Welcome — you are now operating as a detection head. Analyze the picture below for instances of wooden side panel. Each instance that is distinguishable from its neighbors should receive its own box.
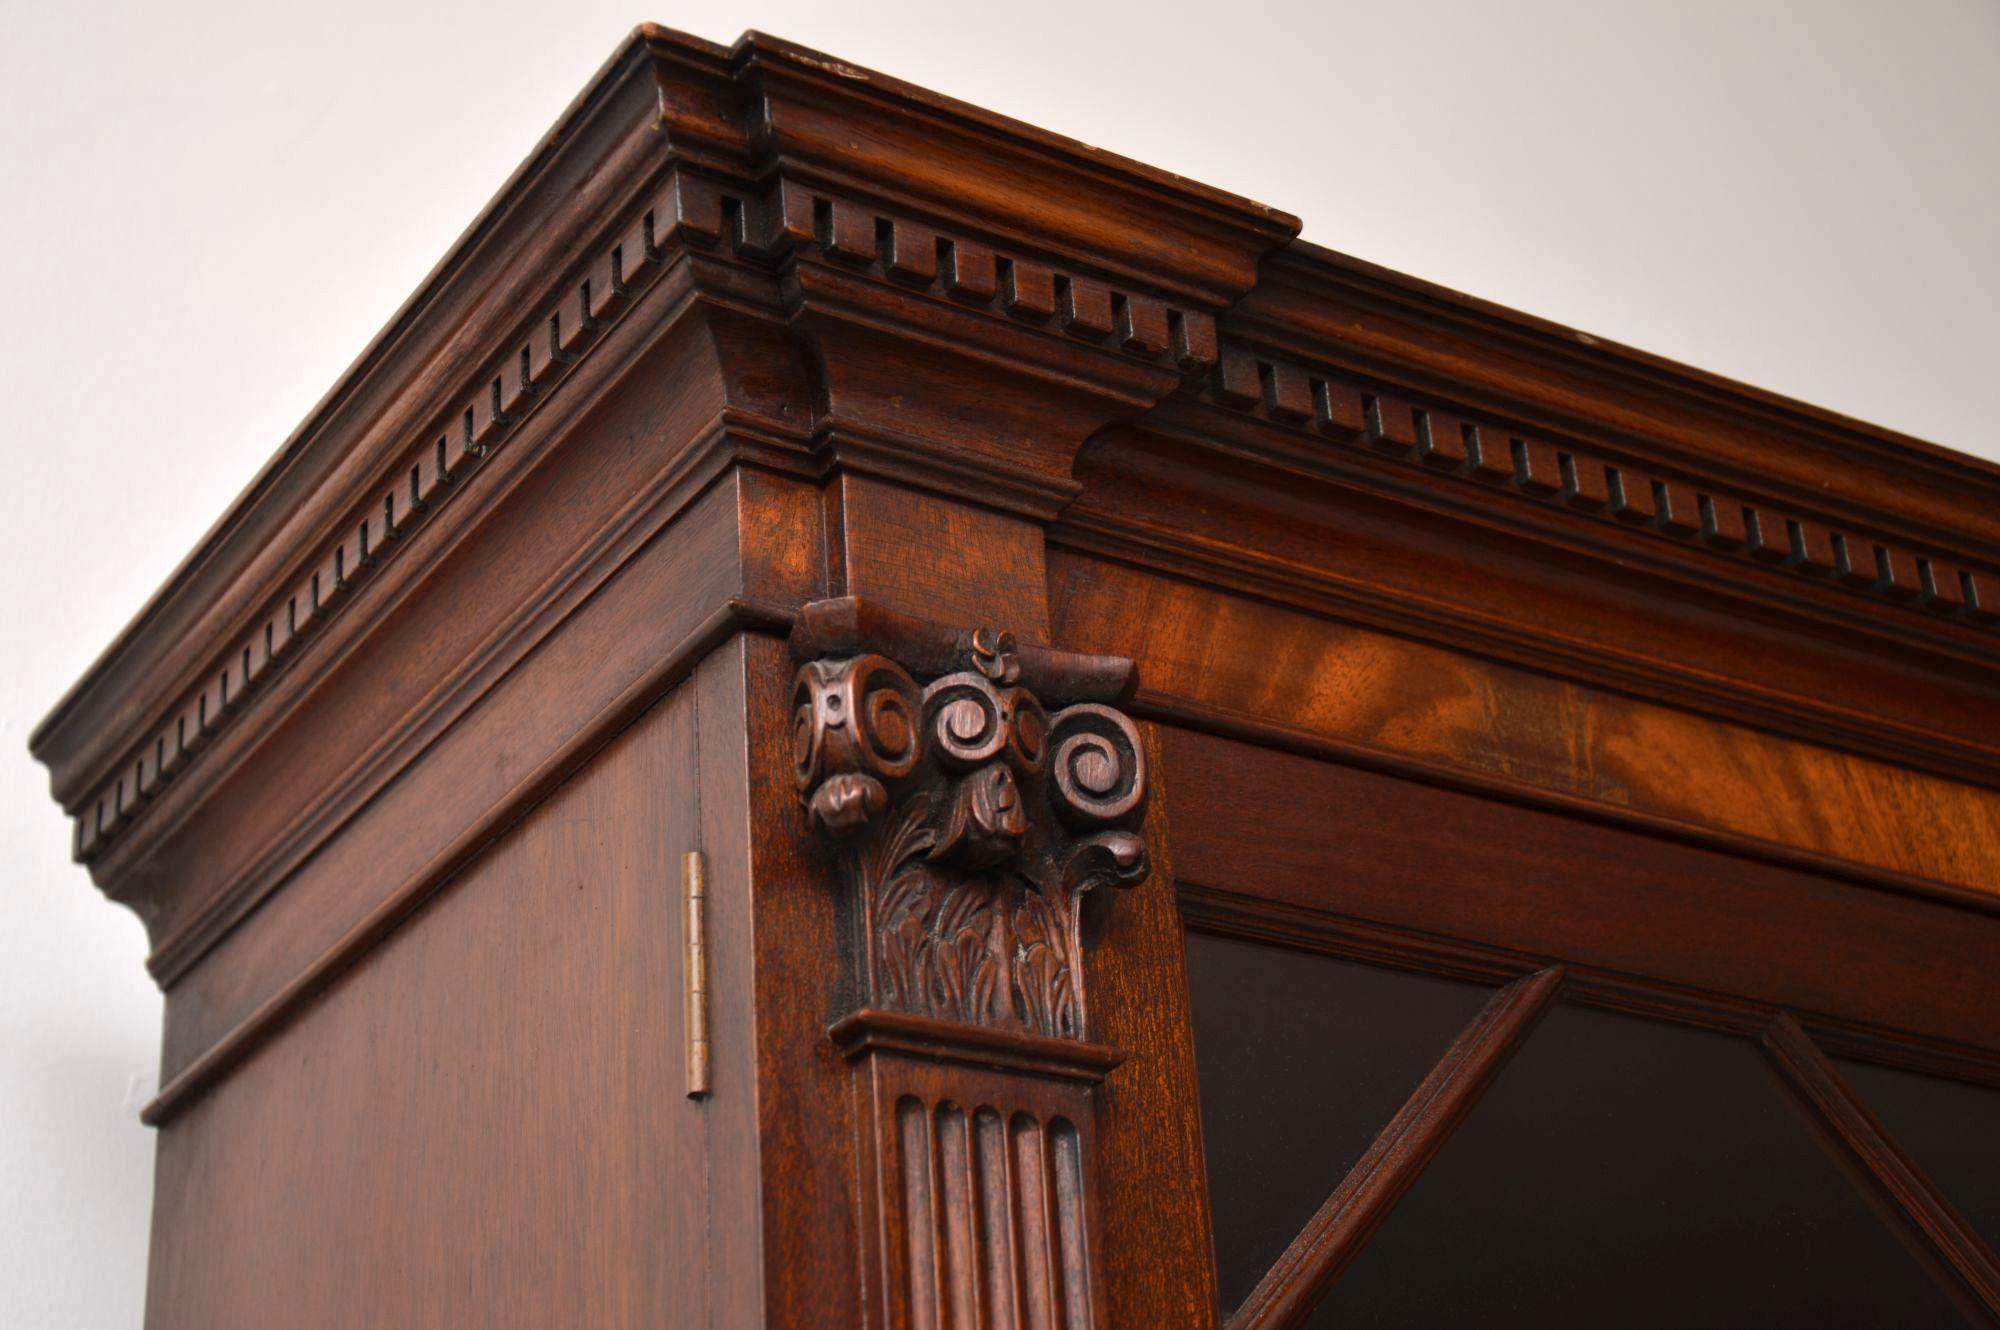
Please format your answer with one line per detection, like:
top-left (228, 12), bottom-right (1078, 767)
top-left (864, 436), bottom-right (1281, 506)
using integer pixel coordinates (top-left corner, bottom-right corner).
top-left (159, 477), bottom-right (746, 1081)
top-left (145, 687), bottom-right (706, 1330)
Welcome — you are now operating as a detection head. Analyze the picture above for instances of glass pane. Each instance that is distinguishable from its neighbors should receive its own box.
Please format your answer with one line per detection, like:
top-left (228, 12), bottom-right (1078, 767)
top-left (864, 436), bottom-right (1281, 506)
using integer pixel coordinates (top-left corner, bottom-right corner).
top-left (1837, 1056), bottom-right (2000, 1252)
top-left (1317, 1003), bottom-right (1968, 1329)
top-left (1182, 930), bottom-right (1494, 1315)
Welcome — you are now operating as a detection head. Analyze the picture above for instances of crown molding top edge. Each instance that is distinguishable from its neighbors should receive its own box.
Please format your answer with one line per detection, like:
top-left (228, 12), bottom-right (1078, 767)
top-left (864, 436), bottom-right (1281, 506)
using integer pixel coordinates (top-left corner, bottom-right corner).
top-left (1245, 241), bottom-right (2000, 549)
top-left (28, 24), bottom-right (1299, 800)
top-left (32, 24), bottom-right (2000, 855)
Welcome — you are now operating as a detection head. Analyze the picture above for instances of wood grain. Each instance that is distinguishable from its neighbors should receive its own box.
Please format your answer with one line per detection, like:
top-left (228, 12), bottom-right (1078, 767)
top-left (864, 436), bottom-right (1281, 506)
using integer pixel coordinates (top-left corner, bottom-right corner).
top-left (156, 475), bottom-right (753, 1084)
top-left (1088, 721), bottom-right (1226, 1328)
top-left (23, 23), bottom-right (2000, 1330)
top-left (1057, 551), bottom-right (2000, 898)
top-left (146, 688), bottom-right (708, 1330)
top-left (1164, 725), bottom-right (2000, 1052)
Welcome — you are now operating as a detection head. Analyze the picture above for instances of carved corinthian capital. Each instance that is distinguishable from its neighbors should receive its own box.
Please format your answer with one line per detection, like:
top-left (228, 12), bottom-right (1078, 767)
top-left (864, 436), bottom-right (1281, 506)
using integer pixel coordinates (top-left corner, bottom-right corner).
top-left (791, 598), bottom-right (1148, 1042)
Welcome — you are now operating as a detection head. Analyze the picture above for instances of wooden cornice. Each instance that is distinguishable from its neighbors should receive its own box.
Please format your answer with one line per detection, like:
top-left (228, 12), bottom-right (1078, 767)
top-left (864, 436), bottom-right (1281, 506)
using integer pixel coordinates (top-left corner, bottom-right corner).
top-left (29, 26), bottom-right (1295, 883)
top-left (1216, 242), bottom-right (2000, 631)
top-left (33, 32), bottom-right (679, 806)
top-left (1258, 242), bottom-right (2000, 542)
top-left (1051, 231), bottom-right (2000, 793)
top-left (31, 23), bottom-right (2000, 901)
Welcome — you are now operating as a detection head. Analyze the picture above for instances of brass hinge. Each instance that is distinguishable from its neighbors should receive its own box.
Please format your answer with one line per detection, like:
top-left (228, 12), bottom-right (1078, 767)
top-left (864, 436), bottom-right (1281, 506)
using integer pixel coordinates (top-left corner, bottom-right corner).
top-left (682, 850), bottom-right (711, 1099)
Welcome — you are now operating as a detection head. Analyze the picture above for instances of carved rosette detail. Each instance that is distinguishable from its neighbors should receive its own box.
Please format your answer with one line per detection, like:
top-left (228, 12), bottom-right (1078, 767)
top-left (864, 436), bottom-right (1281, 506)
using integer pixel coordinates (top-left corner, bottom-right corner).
top-left (793, 620), bottom-right (1147, 1041)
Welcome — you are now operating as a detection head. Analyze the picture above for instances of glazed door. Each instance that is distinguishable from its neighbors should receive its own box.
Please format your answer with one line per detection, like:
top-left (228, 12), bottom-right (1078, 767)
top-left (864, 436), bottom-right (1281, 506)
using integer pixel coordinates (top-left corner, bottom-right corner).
top-left (1163, 728), bottom-right (2000, 1328)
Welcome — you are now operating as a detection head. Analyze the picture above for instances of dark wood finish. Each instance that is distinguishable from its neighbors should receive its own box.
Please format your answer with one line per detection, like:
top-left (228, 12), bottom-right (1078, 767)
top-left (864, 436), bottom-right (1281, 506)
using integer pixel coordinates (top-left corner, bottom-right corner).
top-left (1833, 1055), bottom-right (2000, 1249)
top-left (1054, 549), bottom-right (2000, 899)
top-left (145, 687), bottom-right (720, 1327)
top-left (28, 24), bottom-right (2000, 1329)
top-left (789, 594), bottom-right (1151, 1328)
top-left (1302, 1002), bottom-right (1990, 1328)
top-left (1229, 967), bottom-right (1564, 1330)
top-left (1087, 721), bottom-right (1224, 1325)
top-left (1165, 729), bottom-right (2000, 1052)
top-left (836, 1012), bottom-right (1118, 1329)
top-left (1763, 1014), bottom-right (2000, 1318)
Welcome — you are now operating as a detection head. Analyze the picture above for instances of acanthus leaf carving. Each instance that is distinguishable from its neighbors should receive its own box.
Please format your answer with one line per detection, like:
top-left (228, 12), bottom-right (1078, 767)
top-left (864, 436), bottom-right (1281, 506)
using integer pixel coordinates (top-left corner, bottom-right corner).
top-left (791, 598), bottom-right (1147, 1042)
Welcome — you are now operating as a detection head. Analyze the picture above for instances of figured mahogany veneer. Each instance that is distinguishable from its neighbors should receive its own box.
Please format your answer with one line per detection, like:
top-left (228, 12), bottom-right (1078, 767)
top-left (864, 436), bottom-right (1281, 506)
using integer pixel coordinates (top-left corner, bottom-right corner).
top-left (30, 24), bottom-right (2000, 1330)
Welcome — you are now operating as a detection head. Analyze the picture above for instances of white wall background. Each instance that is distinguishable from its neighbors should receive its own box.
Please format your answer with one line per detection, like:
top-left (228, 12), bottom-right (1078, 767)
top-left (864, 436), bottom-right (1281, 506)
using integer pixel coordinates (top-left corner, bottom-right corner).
top-left (2, 2), bottom-right (1994, 1325)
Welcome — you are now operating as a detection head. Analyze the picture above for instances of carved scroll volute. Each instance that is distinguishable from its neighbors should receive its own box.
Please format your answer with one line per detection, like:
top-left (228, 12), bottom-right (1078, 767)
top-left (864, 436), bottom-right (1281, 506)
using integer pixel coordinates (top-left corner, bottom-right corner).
top-left (1047, 702), bottom-right (1147, 893)
top-left (793, 653), bottom-right (923, 833)
top-left (794, 600), bottom-right (1140, 1330)
top-left (790, 600), bottom-right (1148, 1044)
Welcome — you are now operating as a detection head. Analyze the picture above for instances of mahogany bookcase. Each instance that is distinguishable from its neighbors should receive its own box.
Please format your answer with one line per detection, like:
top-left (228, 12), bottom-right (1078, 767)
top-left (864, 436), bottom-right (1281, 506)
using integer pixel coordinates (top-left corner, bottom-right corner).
top-left (31, 26), bottom-right (2000, 1330)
